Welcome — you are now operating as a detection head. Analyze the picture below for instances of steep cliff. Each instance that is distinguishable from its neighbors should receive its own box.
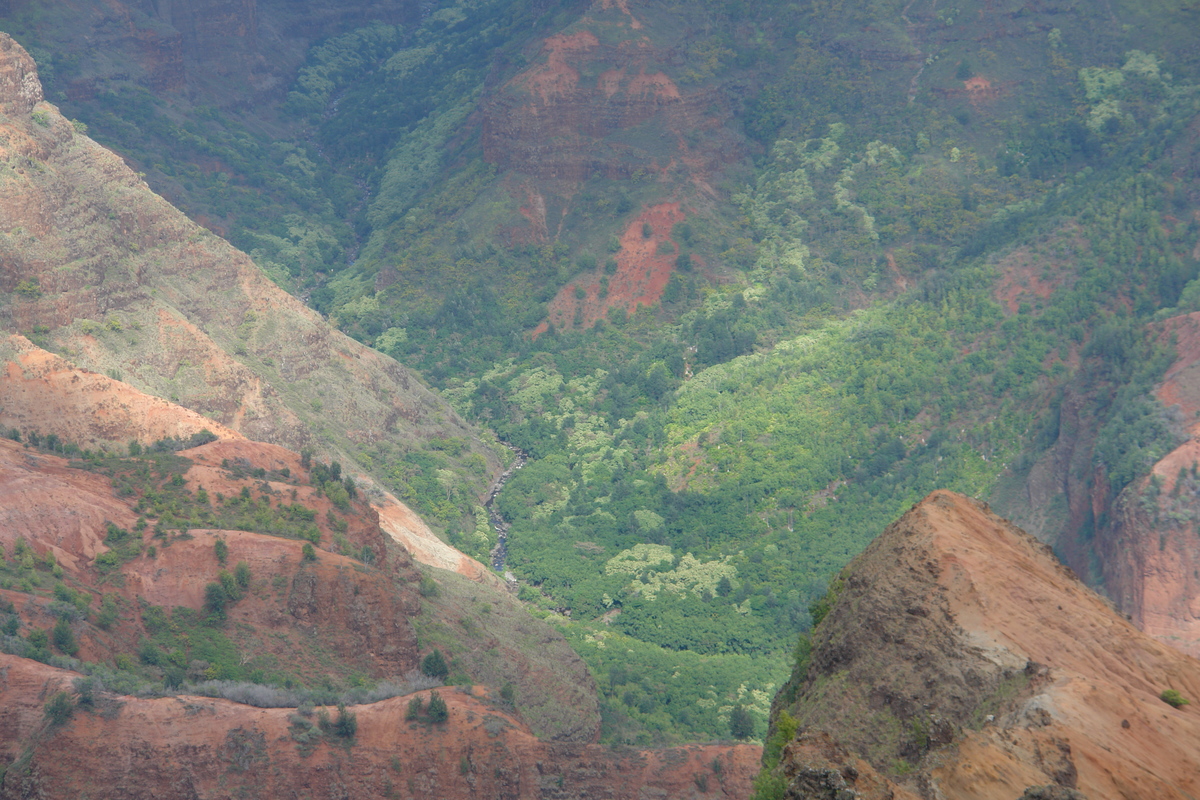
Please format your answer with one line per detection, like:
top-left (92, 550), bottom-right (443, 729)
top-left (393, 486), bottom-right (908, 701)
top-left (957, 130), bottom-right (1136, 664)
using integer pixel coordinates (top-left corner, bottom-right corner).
top-left (767, 491), bottom-right (1200, 800)
top-left (0, 33), bottom-right (502, 511)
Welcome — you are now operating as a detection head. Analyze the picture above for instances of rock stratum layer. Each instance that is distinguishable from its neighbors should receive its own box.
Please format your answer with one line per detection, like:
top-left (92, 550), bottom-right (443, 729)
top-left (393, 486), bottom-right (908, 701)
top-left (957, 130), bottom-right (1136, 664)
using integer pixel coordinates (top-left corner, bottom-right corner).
top-left (771, 490), bottom-right (1200, 800)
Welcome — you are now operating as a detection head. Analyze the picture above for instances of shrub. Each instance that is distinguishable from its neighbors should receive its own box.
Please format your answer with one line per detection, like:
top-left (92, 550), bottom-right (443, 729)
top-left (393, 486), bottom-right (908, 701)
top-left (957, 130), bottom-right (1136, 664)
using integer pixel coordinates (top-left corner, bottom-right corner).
top-left (204, 581), bottom-right (229, 621)
top-left (421, 649), bottom-right (449, 680)
top-left (51, 618), bottom-right (78, 656)
top-left (729, 704), bottom-right (754, 739)
top-left (301, 542), bottom-right (317, 562)
top-left (234, 561), bottom-right (252, 589)
top-left (96, 594), bottom-right (119, 629)
top-left (426, 690), bottom-right (448, 723)
top-left (406, 696), bottom-right (423, 720)
top-left (214, 538), bottom-right (229, 565)
top-left (44, 691), bottom-right (75, 725)
top-left (1161, 689), bottom-right (1190, 708)
top-left (334, 703), bottom-right (358, 738)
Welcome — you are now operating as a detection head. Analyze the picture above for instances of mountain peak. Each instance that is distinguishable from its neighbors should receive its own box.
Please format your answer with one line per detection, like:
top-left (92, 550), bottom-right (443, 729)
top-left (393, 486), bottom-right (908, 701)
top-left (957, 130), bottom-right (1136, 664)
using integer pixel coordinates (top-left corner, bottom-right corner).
top-left (0, 32), bottom-right (41, 116)
top-left (774, 490), bottom-right (1200, 799)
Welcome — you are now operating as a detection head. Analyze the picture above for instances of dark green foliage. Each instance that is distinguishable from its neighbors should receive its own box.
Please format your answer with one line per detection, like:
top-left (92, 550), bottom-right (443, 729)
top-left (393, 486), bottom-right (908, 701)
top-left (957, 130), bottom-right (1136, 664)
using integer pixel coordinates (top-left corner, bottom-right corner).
top-left (204, 581), bottom-right (229, 621)
top-left (406, 696), bottom-right (423, 721)
top-left (421, 649), bottom-right (449, 680)
top-left (301, 542), bottom-right (317, 562)
top-left (51, 617), bottom-right (77, 656)
top-left (729, 705), bottom-right (754, 739)
top-left (426, 690), bottom-right (448, 723)
top-left (334, 703), bottom-right (358, 738)
top-left (234, 561), bottom-right (252, 589)
top-left (25, 628), bottom-right (50, 662)
top-left (44, 691), bottom-right (75, 726)
top-left (214, 538), bottom-right (229, 565)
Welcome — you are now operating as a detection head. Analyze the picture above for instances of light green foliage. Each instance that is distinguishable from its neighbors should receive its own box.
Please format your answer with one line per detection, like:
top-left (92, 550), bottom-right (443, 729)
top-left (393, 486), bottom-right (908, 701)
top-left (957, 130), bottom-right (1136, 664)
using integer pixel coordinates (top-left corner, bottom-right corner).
top-left (606, 545), bottom-right (737, 601)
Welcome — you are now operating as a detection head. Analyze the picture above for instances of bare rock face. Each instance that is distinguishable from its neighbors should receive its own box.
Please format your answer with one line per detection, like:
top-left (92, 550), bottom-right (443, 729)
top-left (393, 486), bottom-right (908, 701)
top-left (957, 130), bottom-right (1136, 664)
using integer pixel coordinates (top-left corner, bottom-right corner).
top-left (0, 32), bottom-right (40, 114)
top-left (772, 491), bottom-right (1200, 800)
top-left (0, 32), bottom-right (501, 505)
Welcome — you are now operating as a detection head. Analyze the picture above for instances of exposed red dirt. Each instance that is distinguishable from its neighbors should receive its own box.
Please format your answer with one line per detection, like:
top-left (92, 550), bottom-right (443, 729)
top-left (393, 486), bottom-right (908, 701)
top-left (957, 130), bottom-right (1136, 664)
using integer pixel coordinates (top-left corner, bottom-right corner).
top-left (520, 30), bottom-right (599, 104)
top-left (0, 655), bottom-right (759, 800)
top-left (537, 202), bottom-right (687, 333)
top-left (992, 230), bottom-right (1082, 314)
top-left (932, 76), bottom-right (1013, 107)
top-left (0, 334), bottom-right (242, 450)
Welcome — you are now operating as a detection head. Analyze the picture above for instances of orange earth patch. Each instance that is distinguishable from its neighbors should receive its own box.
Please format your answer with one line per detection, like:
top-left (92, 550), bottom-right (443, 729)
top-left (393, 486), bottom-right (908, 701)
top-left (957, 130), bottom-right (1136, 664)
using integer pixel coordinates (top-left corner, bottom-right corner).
top-left (535, 202), bottom-right (687, 335)
top-left (521, 30), bottom-right (600, 104)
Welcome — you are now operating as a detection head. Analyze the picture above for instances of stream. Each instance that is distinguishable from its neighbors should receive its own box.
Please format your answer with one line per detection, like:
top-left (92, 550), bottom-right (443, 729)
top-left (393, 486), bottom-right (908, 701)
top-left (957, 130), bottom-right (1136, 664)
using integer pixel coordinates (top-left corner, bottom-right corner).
top-left (485, 443), bottom-right (529, 575)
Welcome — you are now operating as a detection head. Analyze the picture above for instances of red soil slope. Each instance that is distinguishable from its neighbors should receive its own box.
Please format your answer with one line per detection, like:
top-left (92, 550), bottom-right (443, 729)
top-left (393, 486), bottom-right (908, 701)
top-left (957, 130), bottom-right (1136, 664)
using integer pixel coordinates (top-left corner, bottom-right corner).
top-left (0, 655), bottom-right (760, 800)
top-left (537, 202), bottom-right (688, 333)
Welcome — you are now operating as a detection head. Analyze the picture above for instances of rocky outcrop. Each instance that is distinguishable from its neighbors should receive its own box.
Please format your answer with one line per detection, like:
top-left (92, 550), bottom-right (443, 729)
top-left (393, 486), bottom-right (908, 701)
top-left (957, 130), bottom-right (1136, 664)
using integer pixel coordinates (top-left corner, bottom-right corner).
top-left (0, 32), bottom-right (40, 114)
top-left (770, 491), bottom-right (1200, 800)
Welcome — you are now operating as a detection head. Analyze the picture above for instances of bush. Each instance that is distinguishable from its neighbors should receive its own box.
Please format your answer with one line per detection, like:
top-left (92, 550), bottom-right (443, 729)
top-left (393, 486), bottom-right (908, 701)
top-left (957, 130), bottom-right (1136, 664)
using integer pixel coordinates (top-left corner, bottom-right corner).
top-left (426, 690), bottom-right (448, 723)
top-left (418, 575), bottom-right (439, 597)
top-left (421, 649), bottom-right (449, 680)
top-left (95, 594), bottom-right (119, 630)
top-left (729, 704), bottom-right (754, 739)
top-left (204, 581), bottom-right (229, 621)
top-left (334, 703), bottom-right (358, 738)
top-left (1161, 689), bottom-right (1190, 708)
top-left (44, 691), bottom-right (75, 725)
top-left (301, 542), bottom-right (317, 562)
top-left (406, 696), bottom-right (423, 720)
top-left (51, 618), bottom-right (78, 656)
top-left (214, 538), bottom-right (229, 565)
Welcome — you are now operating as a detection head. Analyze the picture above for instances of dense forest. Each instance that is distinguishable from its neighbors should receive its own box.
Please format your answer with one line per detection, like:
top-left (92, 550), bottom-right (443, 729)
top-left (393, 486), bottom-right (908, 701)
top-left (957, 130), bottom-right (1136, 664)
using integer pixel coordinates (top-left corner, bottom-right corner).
top-left (4, 0), bottom-right (1200, 745)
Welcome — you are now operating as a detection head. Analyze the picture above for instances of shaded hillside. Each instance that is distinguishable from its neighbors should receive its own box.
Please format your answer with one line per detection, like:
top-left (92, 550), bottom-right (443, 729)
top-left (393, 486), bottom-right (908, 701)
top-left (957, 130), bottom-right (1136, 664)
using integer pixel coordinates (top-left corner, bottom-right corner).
top-left (762, 491), bottom-right (1200, 800)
